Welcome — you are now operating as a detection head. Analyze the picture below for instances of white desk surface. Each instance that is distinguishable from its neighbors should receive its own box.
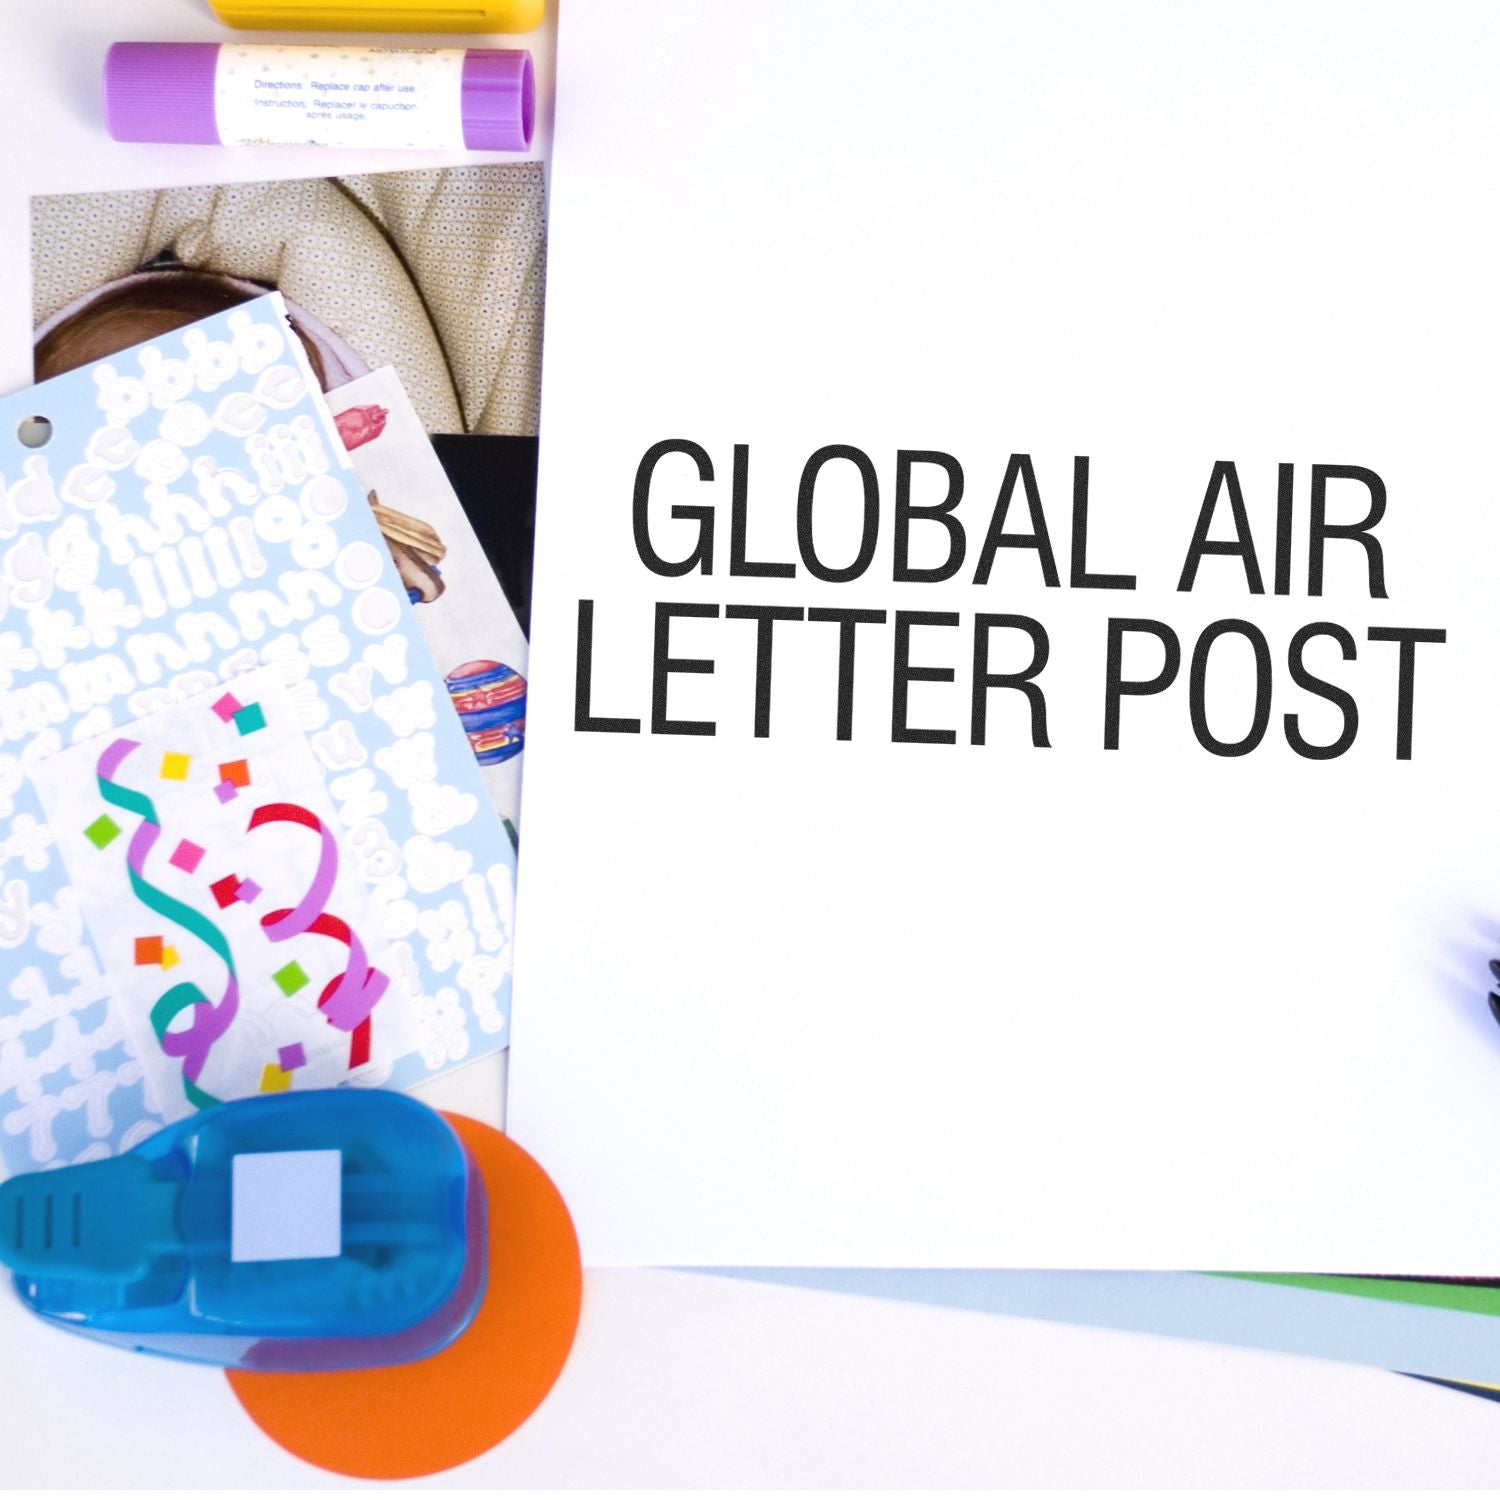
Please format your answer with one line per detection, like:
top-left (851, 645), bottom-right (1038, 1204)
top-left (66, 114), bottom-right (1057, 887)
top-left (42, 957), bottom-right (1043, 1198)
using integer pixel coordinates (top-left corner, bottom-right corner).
top-left (2, 1), bottom-right (1499, 1486)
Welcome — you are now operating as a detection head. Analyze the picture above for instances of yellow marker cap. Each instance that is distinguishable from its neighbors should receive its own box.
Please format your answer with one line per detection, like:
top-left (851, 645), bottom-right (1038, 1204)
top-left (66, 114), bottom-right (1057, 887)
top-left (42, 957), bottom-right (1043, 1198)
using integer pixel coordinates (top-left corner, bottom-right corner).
top-left (205, 0), bottom-right (545, 33)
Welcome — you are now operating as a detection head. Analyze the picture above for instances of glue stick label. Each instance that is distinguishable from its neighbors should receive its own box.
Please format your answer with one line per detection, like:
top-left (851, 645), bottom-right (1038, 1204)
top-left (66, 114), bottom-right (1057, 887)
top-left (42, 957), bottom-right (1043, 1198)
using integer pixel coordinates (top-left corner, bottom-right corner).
top-left (213, 45), bottom-right (468, 151)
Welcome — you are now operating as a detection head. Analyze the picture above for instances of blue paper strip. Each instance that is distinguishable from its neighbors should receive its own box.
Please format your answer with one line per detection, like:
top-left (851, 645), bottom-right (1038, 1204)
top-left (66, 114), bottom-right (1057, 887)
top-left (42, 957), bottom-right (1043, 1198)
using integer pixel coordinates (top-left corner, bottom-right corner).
top-left (707, 1269), bottom-right (1500, 1385)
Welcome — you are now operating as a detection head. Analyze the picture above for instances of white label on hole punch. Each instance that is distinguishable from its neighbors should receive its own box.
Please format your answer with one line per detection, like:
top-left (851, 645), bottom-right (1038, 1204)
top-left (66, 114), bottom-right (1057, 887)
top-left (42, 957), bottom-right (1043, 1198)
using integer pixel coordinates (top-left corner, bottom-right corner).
top-left (214, 45), bottom-right (467, 151)
top-left (231, 1149), bottom-right (343, 1263)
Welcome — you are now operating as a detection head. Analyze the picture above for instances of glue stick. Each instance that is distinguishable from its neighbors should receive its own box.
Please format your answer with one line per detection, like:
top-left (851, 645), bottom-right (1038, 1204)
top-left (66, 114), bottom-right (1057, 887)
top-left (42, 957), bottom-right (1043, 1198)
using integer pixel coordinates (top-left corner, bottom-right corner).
top-left (103, 42), bottom-right (534, 152)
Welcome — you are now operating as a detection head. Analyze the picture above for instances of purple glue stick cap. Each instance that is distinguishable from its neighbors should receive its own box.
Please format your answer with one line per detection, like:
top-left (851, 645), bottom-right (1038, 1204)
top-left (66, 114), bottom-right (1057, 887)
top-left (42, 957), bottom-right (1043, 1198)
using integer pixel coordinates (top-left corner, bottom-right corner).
top-left (462, 49), bottom-right (535, 152)
top-left (104, 43), bottom-right (222, 146)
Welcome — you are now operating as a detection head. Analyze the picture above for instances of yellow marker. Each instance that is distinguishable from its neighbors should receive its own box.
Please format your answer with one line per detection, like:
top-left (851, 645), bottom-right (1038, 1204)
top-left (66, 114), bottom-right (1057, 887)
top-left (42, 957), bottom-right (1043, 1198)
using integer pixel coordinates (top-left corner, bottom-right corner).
top-left (259, 1063), bottom-right (292, 1094)
top-left (206, 0), bottom-right (544, 32)
top-left (159, 752), bottom-right (191, 781)
top-left (160, 945), bottom-right (180, 971)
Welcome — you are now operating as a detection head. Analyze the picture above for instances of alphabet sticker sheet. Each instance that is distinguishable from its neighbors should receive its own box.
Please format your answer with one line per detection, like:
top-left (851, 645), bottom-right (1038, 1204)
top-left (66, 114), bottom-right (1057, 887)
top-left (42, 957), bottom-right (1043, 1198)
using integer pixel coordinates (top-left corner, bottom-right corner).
top-left (0, 294), bottom-right (515, 1175)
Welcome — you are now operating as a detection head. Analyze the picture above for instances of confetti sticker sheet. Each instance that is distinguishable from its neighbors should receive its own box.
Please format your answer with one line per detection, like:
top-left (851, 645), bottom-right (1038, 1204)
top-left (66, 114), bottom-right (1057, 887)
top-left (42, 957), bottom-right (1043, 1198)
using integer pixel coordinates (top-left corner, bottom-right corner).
top-left (0, 294), bottom-right (516, 1176)
top-left (30, 670), bottom-right (419, 1109)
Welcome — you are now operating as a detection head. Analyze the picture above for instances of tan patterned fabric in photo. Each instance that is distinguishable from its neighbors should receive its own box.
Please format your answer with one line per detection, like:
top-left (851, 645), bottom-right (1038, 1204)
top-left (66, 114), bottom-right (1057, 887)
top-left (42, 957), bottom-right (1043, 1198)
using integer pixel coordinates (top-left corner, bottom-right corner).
top-left (32, 164), bottom-right (546, 436)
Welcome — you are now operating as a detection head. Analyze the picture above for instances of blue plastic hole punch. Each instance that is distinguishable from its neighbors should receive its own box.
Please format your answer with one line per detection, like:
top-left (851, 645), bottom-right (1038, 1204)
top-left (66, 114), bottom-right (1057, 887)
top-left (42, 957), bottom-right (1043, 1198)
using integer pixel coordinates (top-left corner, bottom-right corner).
top-left (0, 1090), bottom-right (488, 1371)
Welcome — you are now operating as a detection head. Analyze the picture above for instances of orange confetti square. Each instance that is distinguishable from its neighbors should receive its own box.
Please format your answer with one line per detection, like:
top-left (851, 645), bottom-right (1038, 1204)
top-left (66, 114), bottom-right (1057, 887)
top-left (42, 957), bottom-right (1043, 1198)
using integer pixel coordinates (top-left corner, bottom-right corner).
top-left (134, 935), bottom-right (163, 966)
top-left (218, 759), bottom-right (251, 789)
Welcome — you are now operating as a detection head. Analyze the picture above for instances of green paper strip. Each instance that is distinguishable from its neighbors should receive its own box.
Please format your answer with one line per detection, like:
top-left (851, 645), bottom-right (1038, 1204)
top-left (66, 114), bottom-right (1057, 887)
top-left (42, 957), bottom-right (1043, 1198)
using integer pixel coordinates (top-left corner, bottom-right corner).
top-left (1223, 1273), bottom-right (1500, 1319)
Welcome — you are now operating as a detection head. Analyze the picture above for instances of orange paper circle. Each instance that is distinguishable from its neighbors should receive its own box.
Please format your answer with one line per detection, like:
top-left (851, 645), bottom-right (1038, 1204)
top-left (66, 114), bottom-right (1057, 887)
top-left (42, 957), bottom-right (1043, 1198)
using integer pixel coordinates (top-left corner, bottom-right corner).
top-left (227, 1112), bottom-right (582, 1480)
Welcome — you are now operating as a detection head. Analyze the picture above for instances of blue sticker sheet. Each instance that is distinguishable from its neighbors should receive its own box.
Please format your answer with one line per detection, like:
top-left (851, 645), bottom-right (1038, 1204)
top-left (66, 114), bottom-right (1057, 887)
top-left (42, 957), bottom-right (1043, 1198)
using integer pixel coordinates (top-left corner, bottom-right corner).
top-left (0, 294), bottom-right (515, 1176)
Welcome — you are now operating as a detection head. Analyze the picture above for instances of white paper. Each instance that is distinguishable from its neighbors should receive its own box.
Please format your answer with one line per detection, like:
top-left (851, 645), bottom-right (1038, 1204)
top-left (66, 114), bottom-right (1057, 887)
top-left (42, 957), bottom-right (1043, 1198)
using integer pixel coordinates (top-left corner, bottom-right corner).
top-left (510, 0), bottom-right (1500, 1269)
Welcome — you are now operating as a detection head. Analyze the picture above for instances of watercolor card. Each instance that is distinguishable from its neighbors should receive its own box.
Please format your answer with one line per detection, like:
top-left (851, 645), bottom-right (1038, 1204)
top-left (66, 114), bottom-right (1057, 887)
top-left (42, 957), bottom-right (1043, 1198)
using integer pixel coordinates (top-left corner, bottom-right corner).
top-left (328, 368), bottom-right (529, 834)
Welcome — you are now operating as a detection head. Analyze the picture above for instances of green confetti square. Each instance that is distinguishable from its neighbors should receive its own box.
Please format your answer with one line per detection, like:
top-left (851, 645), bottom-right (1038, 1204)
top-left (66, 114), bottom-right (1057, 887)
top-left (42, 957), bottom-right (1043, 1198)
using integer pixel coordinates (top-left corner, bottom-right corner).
top-left (84, 815), bottom-right (121, 849)
top-left (272, 961), bottom-right (309, 997)
top-left (233, 702), bottom-right (267, 735)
